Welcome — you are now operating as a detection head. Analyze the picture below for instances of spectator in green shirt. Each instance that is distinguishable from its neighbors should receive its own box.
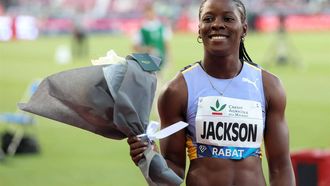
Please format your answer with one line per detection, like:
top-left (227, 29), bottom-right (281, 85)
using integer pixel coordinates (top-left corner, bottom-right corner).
top-left (133, 4), bottom-right (172, 68)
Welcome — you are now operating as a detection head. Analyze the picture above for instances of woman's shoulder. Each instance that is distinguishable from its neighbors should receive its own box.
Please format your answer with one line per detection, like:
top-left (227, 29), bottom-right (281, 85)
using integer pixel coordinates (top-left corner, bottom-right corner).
top-left (180, 61), bottom-right (201, 74)
top-left (261, 69), bottom-right (284, 90)
top-left (161, 72), bottom-right (187, 98)
top-left (164, 61), bottom-right (200, 93)
top-left (261, 69), bottom-right (287, 109)
top-left (158, 72), bottom-right (188, 121)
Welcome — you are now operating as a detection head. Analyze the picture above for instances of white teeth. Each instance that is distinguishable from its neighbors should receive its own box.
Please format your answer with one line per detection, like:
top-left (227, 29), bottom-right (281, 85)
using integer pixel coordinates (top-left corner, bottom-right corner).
top-left (211, 36), bottom-right (226, 40)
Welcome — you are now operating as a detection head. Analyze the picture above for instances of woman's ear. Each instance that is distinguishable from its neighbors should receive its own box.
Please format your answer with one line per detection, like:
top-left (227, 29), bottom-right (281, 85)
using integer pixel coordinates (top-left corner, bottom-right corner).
top-left (242, 23), bottom-right (248, 38)
top-left (198, 23), bottom-right (201, 34)
top-left (198, 26), bottom-right (201, 37)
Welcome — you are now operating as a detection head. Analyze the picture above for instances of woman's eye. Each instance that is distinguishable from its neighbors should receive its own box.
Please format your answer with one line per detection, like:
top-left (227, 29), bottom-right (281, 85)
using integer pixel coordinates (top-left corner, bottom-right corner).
top-left (202, 16), bottom-right (213, 23)
top-left (224, 17), bottom-right (235, 22)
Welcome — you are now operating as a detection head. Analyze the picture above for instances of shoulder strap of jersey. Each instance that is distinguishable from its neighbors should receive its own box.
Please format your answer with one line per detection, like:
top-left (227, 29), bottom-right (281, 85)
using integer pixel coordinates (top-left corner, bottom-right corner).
top-left (180, 61), bottom-right (201, 72)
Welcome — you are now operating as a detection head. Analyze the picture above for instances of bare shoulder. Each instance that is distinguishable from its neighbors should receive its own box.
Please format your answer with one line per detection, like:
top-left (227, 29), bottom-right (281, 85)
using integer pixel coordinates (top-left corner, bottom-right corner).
top-left (158, 72), bottom-right (187, 126)
top-left (261, 69), bottom-right (286, 110)
top-left (160, 72), bottom-right (186, 98)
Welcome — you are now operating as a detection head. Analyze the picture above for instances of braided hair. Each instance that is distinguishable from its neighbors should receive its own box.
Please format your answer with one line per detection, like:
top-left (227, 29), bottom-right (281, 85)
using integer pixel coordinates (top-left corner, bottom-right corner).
top-left (199, 0), bottom-right (257, 67)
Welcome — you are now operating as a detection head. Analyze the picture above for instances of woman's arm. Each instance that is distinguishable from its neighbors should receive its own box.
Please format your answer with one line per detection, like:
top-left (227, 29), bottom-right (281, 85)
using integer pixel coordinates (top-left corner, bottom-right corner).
top-left (262, 70), bottom-right (295, 186)
top-left (158, 73), bottom-right (188, 179)
top-left (128, 72), bottom-right (188, 179)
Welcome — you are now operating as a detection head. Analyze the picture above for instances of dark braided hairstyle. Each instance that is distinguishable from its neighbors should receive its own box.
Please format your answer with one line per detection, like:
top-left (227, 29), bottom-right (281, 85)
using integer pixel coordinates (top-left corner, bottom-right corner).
top-left (199, 0), bottom-right (258, 67)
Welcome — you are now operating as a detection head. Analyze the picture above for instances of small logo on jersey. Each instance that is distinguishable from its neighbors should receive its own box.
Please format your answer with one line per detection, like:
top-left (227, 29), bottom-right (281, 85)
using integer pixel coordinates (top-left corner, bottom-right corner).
top-left (242, 77), bottom-right (259, 91)
top-left (210, 99), bottom-right (226, 115)
top-left (199, 145), bottom-right (207, 153)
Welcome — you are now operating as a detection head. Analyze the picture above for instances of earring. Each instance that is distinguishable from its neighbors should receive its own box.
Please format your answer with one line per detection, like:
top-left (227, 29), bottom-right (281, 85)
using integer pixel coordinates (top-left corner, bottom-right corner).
top-left (241, 33), bottom-right (246, 41)
top-left (197, 36), bottom-right (202, 44)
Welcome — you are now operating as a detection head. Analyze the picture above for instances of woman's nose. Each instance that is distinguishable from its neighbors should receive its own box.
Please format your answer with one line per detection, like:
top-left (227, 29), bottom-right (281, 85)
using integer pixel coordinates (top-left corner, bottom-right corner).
top-left (212, 18), bottom-right (225, 29)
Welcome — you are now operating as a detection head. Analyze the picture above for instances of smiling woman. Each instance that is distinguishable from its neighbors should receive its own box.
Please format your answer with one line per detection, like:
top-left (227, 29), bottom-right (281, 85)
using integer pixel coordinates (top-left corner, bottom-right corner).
top-left (127, 0), bottom-right (296, 185)
top-left (198, 0), bottom-right (254, 68)
top-left (198, 0), bottom-right (245, 59)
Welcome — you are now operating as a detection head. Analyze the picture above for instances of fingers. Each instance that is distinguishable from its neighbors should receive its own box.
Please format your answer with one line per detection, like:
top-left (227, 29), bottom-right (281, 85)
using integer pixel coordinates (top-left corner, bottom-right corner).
top-left (127, 136), bottom-right (140, 145)
top-left (131, 148), bottom-right (146, 165)
top-left (127, 136), bottom-right (148, 166)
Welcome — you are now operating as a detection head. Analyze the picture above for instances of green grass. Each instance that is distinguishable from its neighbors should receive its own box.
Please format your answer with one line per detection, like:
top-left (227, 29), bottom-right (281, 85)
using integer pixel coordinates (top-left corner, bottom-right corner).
top-left (1, 32), bottom-right (330, 185)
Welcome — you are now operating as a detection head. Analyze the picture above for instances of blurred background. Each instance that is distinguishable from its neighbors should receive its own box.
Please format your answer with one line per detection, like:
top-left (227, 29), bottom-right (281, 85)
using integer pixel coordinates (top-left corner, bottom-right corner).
top-left (0, 0), bottom-right (330, 185)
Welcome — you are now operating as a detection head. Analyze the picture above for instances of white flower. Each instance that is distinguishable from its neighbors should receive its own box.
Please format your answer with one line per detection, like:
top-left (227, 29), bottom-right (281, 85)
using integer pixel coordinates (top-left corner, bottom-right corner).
top-left (91, 50), bottom-right (125, 65)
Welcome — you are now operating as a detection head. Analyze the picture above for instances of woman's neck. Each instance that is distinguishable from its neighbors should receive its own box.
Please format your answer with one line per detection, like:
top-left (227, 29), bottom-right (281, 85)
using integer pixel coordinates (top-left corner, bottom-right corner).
top-left (201, 55), bottom-right (242, 79)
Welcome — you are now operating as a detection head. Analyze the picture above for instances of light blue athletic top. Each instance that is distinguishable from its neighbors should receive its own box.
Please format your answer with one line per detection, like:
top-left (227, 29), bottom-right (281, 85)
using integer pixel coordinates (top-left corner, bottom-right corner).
top-left (182, 62), bottom-right (266, 160)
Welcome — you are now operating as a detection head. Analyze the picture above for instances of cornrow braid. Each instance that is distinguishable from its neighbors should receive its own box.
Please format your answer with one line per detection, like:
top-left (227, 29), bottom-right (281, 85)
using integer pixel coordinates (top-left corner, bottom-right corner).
top-left (232, 0), bottom-right (258, 66)
top-left (198, 0), bottom-right (258, 67)
top-left (240, 40), bottom-right (257, 66)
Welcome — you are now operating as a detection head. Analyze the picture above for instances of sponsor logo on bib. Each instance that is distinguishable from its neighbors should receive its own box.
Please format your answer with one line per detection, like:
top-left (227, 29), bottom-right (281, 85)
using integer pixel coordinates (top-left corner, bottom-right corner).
top-left (196, 96), bottom-right (264, 159)
top-left (210, 99), bottom-right (226, 116)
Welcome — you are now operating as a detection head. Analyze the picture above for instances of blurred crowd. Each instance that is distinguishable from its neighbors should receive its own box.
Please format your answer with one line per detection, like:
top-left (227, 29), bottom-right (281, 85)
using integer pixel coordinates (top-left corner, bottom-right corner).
top-left (0, 0), bottom-right (330, 38)
top-left (1, 0), bottom-right (330, 19)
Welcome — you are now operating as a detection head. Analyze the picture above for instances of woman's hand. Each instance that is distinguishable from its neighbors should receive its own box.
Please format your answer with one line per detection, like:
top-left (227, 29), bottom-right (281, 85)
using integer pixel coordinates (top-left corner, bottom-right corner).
top-left (127, 136), bottom-right (147, 165)
top-left (127, 136), bottom-right (159, 166)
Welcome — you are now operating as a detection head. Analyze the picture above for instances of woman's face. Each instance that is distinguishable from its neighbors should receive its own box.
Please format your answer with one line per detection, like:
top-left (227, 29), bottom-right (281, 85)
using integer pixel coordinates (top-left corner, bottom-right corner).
top-left (199, 0), bottom-right (247, 57)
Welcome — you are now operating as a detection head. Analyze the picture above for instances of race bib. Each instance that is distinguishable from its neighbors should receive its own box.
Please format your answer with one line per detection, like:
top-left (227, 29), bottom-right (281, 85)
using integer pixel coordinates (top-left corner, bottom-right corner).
top-left (195, 96), bottom-right (264, 159)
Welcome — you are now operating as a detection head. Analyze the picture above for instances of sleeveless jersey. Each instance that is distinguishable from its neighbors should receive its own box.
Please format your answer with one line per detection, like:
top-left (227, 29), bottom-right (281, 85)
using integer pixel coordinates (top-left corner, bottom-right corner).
top-left (182, 62), bottom-right (266, 160)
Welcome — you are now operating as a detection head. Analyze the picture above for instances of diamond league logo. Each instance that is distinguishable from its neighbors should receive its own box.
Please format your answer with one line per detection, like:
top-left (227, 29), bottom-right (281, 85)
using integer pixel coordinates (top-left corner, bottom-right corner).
top-left (199, 145), bottom-right (207, 153)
